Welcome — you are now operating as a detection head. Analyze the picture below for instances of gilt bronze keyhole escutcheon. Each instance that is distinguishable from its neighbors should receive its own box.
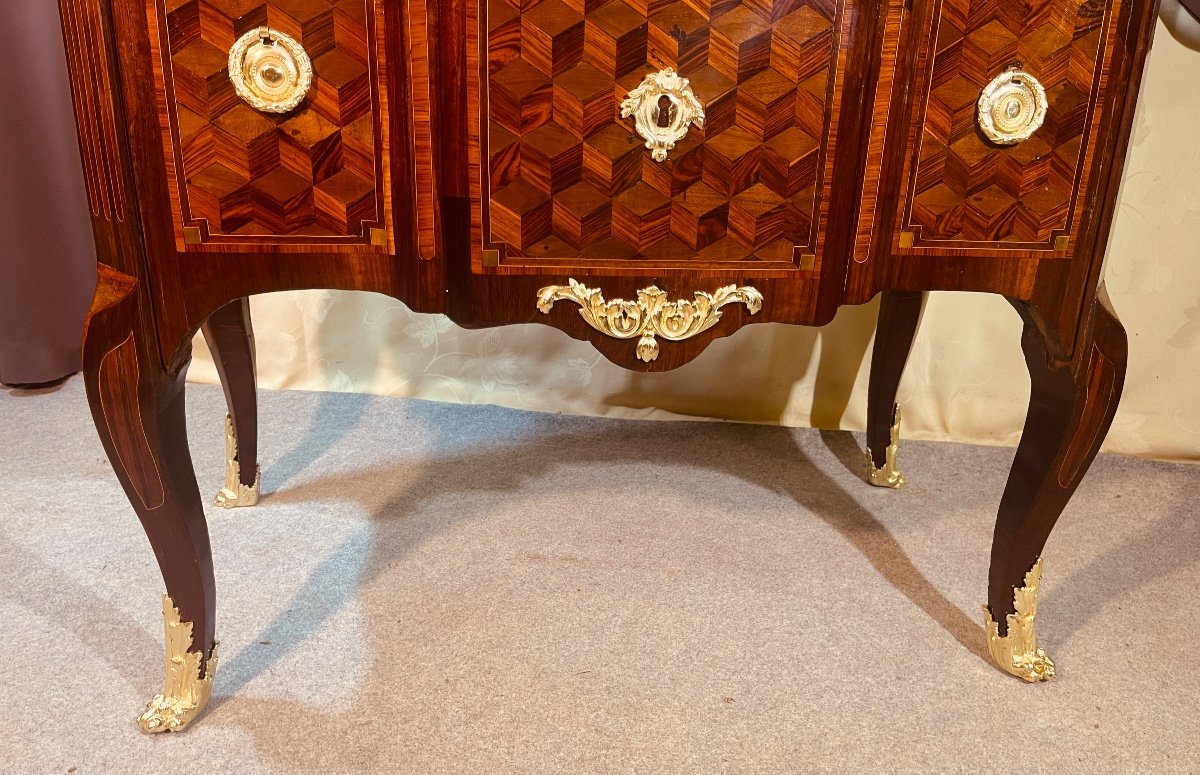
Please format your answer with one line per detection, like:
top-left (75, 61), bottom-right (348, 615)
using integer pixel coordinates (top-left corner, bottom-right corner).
top-left (620, 69), bottom-right (705, 162)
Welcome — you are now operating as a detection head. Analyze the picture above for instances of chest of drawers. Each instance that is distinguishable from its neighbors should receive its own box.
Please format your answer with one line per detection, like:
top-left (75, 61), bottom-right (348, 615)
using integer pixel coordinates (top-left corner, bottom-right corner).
top-left (63, 0), bottom-right (1158, 732)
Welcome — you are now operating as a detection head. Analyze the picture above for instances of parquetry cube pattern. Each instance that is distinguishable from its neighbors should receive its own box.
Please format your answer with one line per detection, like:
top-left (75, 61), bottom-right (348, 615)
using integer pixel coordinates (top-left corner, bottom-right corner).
top-left (161, 0), bottom-right (380, 239)
top-left (486, 0), bottom-right (843, 264)
top-left (904, 0), bottom-right (1107, 245)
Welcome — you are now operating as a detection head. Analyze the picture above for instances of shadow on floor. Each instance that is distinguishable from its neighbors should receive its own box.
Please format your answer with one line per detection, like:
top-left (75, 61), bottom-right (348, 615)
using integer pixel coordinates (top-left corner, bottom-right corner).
top-left (215, 403), bottom-right (987, 717)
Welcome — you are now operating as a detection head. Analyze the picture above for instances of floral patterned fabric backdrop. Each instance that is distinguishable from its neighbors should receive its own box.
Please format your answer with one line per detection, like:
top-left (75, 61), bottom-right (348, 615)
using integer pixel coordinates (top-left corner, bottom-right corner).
top-left (189, 22), bottom-right (1200, 462)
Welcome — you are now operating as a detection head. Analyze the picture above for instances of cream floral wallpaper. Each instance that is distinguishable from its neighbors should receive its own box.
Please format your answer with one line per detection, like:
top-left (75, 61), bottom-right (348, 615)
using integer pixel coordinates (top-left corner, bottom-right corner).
top-left (189, 21), bottom-right (1200, 462)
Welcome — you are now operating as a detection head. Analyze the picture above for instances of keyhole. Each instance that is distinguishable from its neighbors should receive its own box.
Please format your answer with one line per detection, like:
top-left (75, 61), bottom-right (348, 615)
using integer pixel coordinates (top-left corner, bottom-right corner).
top-left (655, 95), bottom-right (673, 128)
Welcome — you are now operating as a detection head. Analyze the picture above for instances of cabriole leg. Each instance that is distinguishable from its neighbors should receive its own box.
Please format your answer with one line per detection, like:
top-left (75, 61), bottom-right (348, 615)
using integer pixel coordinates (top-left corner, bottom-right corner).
top-left (201, 297), bottom-right (260, 508)
top-left (864, 290), bottom-right (925, 488)
top-left (82, 277), bottom-right (218, 732)
top-left (987, 289), bottom-right (1127, 681)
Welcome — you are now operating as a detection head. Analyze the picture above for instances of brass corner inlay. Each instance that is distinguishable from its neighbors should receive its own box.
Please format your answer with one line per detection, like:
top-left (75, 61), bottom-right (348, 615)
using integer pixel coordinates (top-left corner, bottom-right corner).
top-left (482, 248), bottom-right (500, 267)
top-left (864, 405), bottom-right (906, 489)
top-left (620, 69), bottom-right (705, 162)
top-left (215, 414), bottom-right (260, 509)
top-left (370, 227), bottom-right (387, 246)
top-left (898, 231), bottom-right (915, 249)
top-left (536, 279), bottom-right (762, 363)
top-left (799, 253), bottom-right (816, 272)
top-left (137, 594), bottom-right (218, 734)
top-left (984, 558), bottom-right (1056, 683)
top-left (183, 226), bottom-right (202, 245)
top-left (1054, 235), bottom-right (1071, 252)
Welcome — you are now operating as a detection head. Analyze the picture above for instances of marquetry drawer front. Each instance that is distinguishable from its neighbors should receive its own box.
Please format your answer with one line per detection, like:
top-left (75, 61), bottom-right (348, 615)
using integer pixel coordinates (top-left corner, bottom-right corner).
top-left (894, 0), bottom-right (1123, 256)
top-left (147, 0), bottom-right (393, 251)
top-left (467, 0), bottom-right (853, 272)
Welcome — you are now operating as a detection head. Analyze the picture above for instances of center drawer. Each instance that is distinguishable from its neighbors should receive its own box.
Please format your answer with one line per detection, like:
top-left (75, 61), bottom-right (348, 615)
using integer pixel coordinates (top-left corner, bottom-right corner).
top-left (463, 0), bottom-right (858, 274)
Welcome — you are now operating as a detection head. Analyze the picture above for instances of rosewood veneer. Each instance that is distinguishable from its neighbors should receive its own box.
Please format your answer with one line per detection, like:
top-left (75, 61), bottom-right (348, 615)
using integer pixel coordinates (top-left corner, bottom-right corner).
top-left (61, 0), bottom-right (1159, 731)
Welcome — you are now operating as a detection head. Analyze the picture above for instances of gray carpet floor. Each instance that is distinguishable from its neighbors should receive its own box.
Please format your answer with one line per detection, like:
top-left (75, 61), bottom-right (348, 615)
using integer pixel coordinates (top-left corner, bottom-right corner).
top-left (1, 377), bottom-right (1198, 774)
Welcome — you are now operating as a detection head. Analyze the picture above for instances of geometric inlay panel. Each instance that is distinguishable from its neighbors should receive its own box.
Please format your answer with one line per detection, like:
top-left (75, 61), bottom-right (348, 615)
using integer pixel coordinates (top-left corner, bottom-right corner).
top-left (149, 0), bottom-right (388, 248)
top-left (480, 0), bottom-right (847, 267)
top-left (901, 0), bottom-right (1113, 247)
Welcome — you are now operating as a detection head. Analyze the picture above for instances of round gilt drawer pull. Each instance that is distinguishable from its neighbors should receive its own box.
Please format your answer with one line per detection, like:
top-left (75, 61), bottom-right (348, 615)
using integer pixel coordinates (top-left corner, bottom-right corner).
top-left (977, 67), bottom-right (1047, 146)
top-left (227, 27), bottom-right (312, 114)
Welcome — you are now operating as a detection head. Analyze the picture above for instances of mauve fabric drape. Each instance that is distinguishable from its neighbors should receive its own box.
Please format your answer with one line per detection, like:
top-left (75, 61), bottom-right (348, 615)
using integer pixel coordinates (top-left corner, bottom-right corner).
top-left (0, 1), bottom-right (96, 385)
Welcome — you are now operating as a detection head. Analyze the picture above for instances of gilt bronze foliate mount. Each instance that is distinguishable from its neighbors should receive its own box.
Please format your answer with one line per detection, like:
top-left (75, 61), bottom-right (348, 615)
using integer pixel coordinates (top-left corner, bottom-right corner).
top-left (864, 405), bottom-right (906, 489)
top-left (137, 594), bottom-right (218, 734)
top-left (537, 279), bottom-right (762, 362)
top-left (984, 559), bottom-right (1056, 682)
top-left (620, 69), bottom-right (706, 162)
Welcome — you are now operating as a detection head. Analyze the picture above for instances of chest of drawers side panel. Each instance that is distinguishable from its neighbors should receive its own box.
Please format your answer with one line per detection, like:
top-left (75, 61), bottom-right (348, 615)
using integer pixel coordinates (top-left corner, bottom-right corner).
top-left (60, 0), bottom-right (152, 284)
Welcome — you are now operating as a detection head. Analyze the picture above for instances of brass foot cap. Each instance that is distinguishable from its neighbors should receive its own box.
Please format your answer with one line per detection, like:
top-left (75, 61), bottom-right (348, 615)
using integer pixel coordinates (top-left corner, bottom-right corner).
top-left (138, 683), bottom-right (215, 734)
top-left (864, 406), bottom-right (906, 488)
top-left (215, 414), bottom-right (260, 508)
top-left (984, 619), bottom-right (1056, 682)
top-left (984, 558), bottom-right (1055, 683)
top-left (214, 466), bottom-right (261, 508)
top-left (864, 451), bottom-right (906, 488)
top-left (138, 594), bottom-right (218, 734)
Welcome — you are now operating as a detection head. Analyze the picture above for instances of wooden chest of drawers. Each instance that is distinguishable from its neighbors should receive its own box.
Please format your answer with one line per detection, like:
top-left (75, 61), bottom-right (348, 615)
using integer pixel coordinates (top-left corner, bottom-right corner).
top-left (62, 0), bottom-right (1159, 732)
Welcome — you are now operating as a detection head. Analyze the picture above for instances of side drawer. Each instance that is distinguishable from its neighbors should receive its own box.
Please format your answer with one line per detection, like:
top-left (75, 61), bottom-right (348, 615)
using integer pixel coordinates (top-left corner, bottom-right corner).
top-left (144, 0), bottom-right (396, 252)
top-left (891, 0), bottom-right (1123, 257)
